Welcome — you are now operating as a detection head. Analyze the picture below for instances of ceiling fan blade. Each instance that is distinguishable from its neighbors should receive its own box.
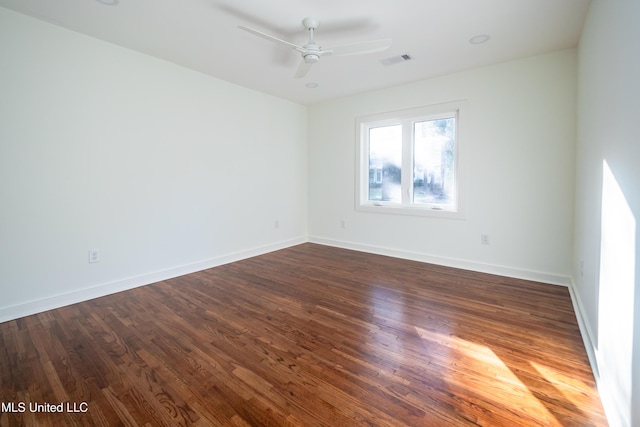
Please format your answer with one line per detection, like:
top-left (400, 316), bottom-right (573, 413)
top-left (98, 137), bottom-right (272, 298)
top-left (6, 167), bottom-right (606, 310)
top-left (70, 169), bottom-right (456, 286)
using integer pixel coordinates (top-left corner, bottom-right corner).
top-left (238, 25), bottom-right (305, 53)
top-left (324, 39), bottom-right (392, 56)
top-left (294, 61), bottom-right (313, 78)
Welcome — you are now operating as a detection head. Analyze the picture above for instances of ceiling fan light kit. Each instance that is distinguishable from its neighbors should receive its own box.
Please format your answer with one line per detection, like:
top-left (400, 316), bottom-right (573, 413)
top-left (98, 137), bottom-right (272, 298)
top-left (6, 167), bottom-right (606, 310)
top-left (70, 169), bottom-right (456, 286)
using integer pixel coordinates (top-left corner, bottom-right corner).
top-left (304, 54), bottom-right (320, 64)
top-left (239, 16), bottom-right (392, 78)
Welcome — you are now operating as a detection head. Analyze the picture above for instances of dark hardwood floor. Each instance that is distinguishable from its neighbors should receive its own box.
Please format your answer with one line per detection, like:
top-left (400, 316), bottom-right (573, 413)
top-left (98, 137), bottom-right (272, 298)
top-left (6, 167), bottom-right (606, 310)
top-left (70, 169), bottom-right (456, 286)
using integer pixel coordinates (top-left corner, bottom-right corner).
top-left (0, 243), bottom-right (607, 426)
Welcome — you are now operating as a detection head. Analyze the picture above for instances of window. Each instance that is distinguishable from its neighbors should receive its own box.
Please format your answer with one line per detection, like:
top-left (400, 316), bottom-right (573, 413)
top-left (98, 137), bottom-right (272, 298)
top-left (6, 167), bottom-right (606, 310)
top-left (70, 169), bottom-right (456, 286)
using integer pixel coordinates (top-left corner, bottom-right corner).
top-left (356, 101), bottom-right (465, 218)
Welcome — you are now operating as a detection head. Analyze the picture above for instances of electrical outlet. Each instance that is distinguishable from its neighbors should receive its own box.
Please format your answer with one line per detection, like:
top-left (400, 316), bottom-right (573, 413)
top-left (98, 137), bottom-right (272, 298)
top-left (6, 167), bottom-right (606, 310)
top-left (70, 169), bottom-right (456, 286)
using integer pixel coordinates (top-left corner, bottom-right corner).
top-left (88, 249), bottom-right (100, 263)
top-left (340, 220), bottom-right (346, 229)
top-left (480, 234), bottom-right (490, 245)
top-left (274, 220), bottom-right (280, 229)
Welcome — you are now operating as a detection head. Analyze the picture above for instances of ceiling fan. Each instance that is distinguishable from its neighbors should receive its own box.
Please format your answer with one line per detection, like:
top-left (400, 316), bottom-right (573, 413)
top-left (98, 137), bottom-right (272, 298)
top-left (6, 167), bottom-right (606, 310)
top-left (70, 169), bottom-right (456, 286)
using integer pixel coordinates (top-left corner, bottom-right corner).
top-left (239, 17), bottom-right (392, 78)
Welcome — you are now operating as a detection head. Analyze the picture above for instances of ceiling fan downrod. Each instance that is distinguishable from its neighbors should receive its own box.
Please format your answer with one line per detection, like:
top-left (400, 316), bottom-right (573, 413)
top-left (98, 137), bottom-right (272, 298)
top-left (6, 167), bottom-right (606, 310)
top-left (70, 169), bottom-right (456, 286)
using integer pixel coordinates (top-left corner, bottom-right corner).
top-left (302, 17), bottom-right (320, 63)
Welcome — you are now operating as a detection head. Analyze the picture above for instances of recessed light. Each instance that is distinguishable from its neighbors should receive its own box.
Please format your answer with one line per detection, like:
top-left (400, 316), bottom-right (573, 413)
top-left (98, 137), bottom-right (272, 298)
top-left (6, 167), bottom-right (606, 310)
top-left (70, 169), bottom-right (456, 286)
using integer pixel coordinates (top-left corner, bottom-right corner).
top-left (96, 0), bottom-right (119, 5)
top-left (305, 82), bottom-right (318, 89)
top-left (469, 34), bottom-right (490, 45)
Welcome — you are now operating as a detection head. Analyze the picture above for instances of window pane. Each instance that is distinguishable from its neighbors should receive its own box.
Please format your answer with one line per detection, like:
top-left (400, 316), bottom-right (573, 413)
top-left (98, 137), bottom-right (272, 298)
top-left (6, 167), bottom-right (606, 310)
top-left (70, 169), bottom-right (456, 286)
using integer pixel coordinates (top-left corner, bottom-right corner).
top-left (369, 125), bottom-right (402, 202)
top-left (413, 118), bottom-right (456, 206)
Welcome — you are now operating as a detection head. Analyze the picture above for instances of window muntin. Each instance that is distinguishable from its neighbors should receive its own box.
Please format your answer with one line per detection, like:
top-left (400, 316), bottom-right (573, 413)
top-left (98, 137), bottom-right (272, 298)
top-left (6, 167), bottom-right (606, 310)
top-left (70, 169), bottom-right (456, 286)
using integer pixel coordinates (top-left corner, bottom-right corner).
top-left (356, 102), bottom-right (465, 218)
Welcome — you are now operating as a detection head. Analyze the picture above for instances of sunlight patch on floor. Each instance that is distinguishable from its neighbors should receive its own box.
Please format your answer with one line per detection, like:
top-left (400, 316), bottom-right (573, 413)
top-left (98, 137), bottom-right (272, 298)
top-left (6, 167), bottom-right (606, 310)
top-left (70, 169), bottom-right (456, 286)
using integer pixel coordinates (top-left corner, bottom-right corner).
top-left (414, 326), bottom-right (556, 423)
top-left (530, 361), bottom-right (590, 407)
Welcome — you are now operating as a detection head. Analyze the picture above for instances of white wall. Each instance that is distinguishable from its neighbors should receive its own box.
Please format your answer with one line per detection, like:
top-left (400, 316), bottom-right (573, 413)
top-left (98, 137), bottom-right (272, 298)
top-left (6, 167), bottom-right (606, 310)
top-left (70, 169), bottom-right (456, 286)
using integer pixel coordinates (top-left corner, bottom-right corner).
top-left (2, 4), bottom-right (635, 424)
top-left (0, 7), bottom-right (308, 321)
top-left (573, 2), bottom-right (640, 426)
top-left (308, 50), bottom-right (577, 284)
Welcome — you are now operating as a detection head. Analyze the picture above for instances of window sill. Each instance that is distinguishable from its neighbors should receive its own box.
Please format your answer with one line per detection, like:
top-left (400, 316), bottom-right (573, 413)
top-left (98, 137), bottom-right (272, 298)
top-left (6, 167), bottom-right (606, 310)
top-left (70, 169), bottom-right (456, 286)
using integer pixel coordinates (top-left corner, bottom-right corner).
top-left (356, 203), bottom-right (465, 219)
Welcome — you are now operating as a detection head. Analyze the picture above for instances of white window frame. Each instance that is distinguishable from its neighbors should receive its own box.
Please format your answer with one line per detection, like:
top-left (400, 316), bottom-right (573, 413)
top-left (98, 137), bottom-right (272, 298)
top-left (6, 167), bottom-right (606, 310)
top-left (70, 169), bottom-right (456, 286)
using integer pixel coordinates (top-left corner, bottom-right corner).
top-left (355, 101), bottom-right (466, 219)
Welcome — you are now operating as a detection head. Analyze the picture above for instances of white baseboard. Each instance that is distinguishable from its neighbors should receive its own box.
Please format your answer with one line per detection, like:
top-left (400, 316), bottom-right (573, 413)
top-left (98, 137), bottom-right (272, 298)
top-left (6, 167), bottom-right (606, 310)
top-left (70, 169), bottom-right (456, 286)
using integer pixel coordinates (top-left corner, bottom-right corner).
top-left (567, 279), bottom-right (599, 378)
top-left (0, 237), bottom-right (306, 324)
top-left (309, 236), bottom-right (572, 286)
top-left (568, 279), bottom-right (621, 427)
top-left (2, 235), bottom-right (572, 324)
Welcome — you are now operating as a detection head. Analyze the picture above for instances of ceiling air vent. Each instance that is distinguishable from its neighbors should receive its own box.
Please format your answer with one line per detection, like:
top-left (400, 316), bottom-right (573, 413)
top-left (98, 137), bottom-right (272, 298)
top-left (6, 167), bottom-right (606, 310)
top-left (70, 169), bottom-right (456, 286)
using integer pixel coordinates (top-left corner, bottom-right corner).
top-left (380, 54), bottom-right (413, 66)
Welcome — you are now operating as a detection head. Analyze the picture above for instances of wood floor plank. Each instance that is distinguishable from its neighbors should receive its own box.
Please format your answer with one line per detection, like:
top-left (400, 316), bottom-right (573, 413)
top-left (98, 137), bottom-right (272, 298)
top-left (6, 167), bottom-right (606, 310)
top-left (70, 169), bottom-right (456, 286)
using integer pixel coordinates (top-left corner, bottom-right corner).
top-left (0, 243), bottom-right (607, 426)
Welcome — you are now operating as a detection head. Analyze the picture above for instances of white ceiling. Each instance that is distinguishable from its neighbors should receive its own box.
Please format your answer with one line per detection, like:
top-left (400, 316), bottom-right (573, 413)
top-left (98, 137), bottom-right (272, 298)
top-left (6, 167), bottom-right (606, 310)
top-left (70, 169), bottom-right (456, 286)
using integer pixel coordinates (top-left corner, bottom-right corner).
top-left (0, 0), bottom-right (591, 105)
